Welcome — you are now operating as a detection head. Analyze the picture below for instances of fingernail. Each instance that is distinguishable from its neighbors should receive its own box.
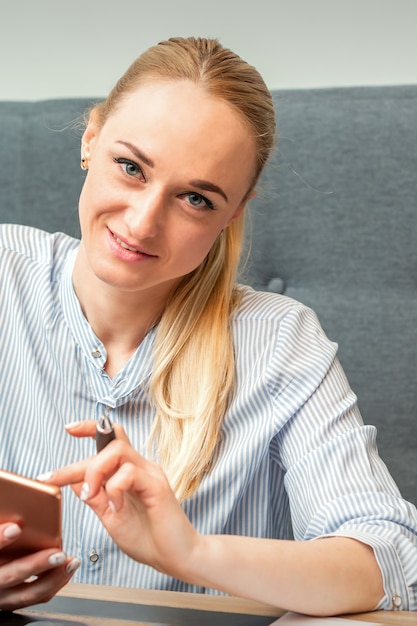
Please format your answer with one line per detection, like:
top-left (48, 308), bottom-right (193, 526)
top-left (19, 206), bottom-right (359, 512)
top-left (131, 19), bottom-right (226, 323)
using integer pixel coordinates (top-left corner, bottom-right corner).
top-left (65, 421), bottom-right (82, 430)
top-left (36, 471), bottom-right (54, 481)
top-left (48, 552), bottom-right (67, 567)
top-left (4, 523), bottom-right (22, 539)
top-left (80, 482), bottom-right (90, 501)
top-left (108, 500), bottom-right (117, 514)
top-left (66, 558), bottom-right (82, 575)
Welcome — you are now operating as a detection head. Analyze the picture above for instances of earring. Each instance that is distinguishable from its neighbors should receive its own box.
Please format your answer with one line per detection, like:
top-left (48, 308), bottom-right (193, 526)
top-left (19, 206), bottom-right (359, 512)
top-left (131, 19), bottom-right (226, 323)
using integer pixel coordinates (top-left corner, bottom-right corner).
top-left (80, 157), bottom-right (88, 171)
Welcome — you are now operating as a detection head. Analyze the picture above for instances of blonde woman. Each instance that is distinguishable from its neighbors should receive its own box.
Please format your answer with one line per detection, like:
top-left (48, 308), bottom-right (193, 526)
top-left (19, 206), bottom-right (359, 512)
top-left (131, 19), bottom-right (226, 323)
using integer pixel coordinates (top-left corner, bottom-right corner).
top-left (1, 37), bottom-right (416, 616)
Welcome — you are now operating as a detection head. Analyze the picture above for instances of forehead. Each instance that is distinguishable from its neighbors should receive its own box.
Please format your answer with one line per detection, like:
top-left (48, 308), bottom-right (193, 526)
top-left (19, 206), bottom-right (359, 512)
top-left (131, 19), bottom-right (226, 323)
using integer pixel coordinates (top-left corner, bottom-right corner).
top-left (109, 78), bottom-right (250, 133)
top-left (100, 80), bottom-right (256, 181)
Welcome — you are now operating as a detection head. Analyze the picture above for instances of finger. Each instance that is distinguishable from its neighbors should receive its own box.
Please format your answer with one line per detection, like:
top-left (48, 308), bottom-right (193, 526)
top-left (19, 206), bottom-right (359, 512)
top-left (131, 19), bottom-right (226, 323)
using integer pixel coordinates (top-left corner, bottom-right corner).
top-left (0, 548), bottom-right (69, 589)
top-left (82, 440), bottom-right (146, 500)
top-left (64, 419), bottom-right (98, 438)
top-left (39, 440), bottom-right (144, 496)
top-left (36, 457), bottom-right (90, 487)
top-left (37, 422), bottom-right (132, 486)
top-left (65, 420), bottom-right (131, 444)
top-left (103, 459), bottom-right (172, 513)
top-left (0, 556), bottom-right (81, 612)
top-left (0, 522), bottom-right (22, 551)
top-left (100, 462), bottom-right (143, 513)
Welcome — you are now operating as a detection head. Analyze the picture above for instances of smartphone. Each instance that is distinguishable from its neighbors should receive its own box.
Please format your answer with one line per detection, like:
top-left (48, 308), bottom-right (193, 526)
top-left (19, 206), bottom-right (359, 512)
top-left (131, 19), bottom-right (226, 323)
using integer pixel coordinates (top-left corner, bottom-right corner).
top-left (0, 469), bottom-right (62, 558)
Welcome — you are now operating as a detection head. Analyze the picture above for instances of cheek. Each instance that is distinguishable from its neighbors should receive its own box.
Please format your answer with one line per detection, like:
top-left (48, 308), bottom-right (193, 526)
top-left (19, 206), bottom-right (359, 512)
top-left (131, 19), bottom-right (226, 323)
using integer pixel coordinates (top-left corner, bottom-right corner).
top-left (78, 175), bottom-right (113, 222)
top-left (175, 225), bottom-right (222, 268)
top-left (77, 185), bottom-right (89, 232)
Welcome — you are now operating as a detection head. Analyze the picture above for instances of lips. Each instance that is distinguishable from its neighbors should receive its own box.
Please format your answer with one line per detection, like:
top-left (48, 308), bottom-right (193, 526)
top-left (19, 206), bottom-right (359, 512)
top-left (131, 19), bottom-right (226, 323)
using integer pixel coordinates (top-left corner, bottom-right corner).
top-left (114, 234), bottom-right (140, 253)
top-left (108, 228), bottom-right (156, 258)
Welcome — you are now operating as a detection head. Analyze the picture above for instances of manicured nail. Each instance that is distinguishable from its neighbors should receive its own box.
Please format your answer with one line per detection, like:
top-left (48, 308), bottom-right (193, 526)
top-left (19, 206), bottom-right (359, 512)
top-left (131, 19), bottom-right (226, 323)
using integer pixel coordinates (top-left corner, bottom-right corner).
top-left (66, 558), bottom-right (82, 575)
top-left (48, 552), bottom-right (67, 567)
top-left (80, 482), bottom-right (90, 501)
top-left (65, 421), bottom-right (82, 430)
top-left (36, 471), bottom-right (54, 481)
top-left (4, 523), bottom-right (22, 539)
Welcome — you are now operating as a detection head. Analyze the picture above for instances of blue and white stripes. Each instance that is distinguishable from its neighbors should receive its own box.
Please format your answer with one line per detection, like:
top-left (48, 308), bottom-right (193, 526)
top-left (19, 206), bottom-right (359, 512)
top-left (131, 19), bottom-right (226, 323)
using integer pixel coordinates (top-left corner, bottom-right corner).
top-left (1, 224), bottom-right (416, 608)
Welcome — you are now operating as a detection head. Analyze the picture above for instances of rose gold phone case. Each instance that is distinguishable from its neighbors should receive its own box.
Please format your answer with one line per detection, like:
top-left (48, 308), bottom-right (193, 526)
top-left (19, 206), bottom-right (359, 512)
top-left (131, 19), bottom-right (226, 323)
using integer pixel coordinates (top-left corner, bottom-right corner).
top-left (0, 469), bottom-right (62, 557)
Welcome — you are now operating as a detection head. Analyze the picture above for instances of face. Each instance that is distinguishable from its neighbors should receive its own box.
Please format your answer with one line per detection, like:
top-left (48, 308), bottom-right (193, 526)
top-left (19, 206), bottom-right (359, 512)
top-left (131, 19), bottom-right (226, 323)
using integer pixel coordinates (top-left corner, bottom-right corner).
top-left (77, 79), bottom-right (257, 302)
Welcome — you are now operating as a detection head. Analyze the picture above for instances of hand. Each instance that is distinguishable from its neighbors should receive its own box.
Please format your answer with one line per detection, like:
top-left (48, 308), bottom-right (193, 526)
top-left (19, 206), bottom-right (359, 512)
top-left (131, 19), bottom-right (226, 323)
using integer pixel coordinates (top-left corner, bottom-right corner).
top-left (0, 522), bottom-right (80, 612)
top-left (42, 421), bottom-right (201, 581)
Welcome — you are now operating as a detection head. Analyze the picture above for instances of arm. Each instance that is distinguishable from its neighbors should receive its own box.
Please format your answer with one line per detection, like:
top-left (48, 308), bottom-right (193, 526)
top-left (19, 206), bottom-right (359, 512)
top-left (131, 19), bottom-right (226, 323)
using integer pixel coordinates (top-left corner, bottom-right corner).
top-left (44, 420), bottom-right (383, 617)
top-left (187, 534), bottom-right (382, 616)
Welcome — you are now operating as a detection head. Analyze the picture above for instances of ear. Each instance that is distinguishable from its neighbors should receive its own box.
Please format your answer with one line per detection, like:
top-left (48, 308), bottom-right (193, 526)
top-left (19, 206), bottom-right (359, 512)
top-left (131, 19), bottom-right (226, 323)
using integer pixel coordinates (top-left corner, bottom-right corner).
top-left (228, 189), bottom-right (257, 224)
top-left (81, 108), bottom-right (100, 162)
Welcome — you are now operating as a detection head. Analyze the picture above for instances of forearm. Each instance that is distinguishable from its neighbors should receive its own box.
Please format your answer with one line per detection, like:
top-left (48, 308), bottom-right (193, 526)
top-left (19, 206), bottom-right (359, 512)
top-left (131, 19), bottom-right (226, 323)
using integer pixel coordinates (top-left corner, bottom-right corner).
top-left (177, 535), bottom-right (384, 616)
top-left (44, 427), bottom-right (385, 615)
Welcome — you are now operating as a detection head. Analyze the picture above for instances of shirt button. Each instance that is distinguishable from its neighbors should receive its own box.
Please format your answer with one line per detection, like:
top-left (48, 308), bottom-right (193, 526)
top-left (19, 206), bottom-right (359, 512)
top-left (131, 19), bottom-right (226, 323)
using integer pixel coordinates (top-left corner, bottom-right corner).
top-left (392, 594), bottom-right (402, 608)
top-left (91, 349), bottom-right (101, 358)
top-left (89, 549), bottom-right (99, 563)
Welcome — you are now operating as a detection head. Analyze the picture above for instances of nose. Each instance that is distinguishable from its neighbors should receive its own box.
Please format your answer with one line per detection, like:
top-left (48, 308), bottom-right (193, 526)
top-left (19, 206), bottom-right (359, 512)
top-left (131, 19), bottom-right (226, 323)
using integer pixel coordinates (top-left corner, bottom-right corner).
top-left (123, 188), bottom-right (165, 238)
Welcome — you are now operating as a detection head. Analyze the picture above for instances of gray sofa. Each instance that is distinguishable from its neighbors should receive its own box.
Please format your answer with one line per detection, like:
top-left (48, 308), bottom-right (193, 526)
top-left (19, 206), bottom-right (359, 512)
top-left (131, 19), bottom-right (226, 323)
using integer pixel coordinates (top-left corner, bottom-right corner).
top-left (0, 86), bottom-right (416, 506)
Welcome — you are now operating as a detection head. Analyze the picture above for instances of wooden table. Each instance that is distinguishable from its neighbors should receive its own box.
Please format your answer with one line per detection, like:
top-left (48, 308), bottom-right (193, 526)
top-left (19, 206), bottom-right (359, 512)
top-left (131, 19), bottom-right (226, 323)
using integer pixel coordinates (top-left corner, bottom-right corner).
top-left (2, 583), bottom-right (415, 625)
top-left (341, 611), bottom-right (416, 624)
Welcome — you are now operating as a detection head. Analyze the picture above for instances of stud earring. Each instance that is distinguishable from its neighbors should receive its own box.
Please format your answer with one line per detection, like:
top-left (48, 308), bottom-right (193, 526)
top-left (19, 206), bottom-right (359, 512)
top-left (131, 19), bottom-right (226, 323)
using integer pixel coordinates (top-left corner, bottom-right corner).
top-left (80, 157), bottom-right (88, 171)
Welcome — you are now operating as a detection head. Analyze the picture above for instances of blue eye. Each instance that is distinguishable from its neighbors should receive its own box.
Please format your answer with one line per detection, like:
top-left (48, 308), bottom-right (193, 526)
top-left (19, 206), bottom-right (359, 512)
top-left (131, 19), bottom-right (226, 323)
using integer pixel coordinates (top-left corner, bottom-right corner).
top-left (186, 192), bottom-right (215, 210)
top-left (114, 158), bottom-right (143, 178)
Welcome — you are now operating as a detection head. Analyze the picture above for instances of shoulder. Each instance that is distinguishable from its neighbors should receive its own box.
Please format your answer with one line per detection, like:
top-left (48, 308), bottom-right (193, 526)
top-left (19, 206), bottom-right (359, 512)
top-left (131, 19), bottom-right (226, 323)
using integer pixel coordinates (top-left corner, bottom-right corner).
top-left (233, 284), bottom-right (337, 363)
top-left (233, 285), bottom-right (339, 408)
top-left (234, 284), bottom-right (315, 324)
top-left (0, 224), bottom-right (79, 275)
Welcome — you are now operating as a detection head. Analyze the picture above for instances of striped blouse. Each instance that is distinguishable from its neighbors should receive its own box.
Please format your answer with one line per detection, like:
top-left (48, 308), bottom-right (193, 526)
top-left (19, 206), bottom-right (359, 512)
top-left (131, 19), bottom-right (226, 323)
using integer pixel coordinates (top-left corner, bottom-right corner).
top-left (0, 224), bottom-right (416, 610)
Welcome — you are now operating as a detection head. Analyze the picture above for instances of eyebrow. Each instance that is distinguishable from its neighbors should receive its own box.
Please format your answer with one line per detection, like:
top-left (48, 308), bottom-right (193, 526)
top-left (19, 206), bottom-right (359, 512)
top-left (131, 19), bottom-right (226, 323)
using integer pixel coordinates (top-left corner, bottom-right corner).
top-left (117, 140), bottom-right (228, 203)
top-left (117, 141), bottom-right (155, 168)
top-left (188, 180), bottom-right (228, 203)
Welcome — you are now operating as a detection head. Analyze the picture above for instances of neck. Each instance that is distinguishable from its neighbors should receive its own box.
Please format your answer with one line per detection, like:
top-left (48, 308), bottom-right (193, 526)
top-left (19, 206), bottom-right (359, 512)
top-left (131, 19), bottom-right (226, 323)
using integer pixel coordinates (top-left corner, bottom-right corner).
top-left (72, 249), bottom-right (175, 376)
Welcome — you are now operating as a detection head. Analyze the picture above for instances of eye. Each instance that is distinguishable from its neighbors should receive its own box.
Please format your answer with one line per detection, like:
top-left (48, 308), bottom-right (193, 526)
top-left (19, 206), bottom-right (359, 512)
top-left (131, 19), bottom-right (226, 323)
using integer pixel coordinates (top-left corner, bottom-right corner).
top-left (114, 157), bottom-right (144, 179)
top-left (184, 192), bottom-right (215, 210)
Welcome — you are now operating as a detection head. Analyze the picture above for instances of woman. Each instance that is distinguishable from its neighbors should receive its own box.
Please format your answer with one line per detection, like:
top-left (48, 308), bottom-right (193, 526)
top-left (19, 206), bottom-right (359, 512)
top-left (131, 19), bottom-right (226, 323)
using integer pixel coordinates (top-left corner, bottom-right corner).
top-left (1, 37), bottom-right (416, 615)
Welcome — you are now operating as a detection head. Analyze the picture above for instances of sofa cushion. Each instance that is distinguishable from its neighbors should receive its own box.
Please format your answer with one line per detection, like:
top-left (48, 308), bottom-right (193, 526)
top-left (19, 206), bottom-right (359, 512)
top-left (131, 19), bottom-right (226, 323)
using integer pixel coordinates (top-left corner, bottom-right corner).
top-left (1, 87), bottom-right (416, 504)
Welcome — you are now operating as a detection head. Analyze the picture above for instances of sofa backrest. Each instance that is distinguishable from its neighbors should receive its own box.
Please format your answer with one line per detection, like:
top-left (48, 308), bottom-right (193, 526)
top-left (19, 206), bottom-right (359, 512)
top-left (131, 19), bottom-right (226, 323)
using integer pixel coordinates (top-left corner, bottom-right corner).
top-left (1, 86), bottom-right (416, 505)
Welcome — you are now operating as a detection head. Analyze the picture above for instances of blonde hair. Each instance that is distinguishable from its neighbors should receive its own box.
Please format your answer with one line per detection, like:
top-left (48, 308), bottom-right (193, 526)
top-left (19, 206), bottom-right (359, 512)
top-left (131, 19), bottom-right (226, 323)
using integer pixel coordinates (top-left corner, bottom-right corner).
top-left (93, 37), bottom-right (276, 501)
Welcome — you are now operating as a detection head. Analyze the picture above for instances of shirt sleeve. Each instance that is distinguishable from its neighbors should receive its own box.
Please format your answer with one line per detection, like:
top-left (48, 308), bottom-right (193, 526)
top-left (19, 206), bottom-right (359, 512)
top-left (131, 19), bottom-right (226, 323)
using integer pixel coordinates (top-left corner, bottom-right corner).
top-left (269, 304), bottom-right (417, 611)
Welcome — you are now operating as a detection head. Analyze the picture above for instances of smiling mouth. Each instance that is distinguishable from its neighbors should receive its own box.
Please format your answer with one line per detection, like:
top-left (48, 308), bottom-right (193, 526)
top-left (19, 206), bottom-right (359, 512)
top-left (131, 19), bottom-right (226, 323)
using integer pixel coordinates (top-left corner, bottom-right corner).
top-left (114, 234), bottom-right (140, 252)
top-left (109, 229), bottom-right (156, 258)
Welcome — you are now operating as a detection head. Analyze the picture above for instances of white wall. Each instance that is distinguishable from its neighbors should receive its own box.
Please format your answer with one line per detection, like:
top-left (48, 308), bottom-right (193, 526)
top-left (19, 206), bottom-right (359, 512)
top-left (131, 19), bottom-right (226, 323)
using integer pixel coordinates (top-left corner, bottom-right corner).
top-left (1, 0), bottom-right (416, 100)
